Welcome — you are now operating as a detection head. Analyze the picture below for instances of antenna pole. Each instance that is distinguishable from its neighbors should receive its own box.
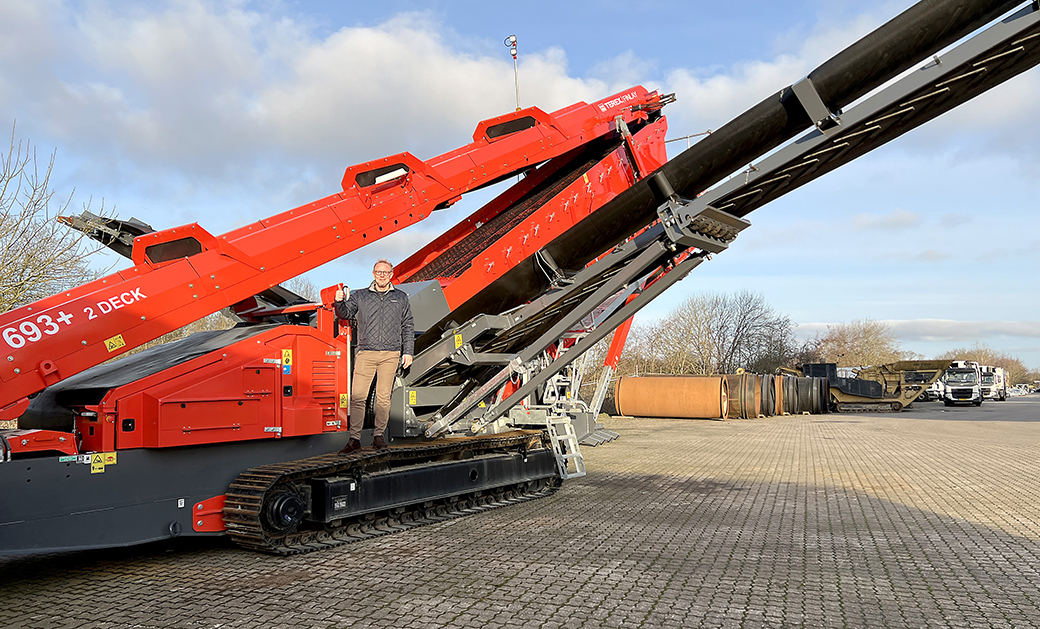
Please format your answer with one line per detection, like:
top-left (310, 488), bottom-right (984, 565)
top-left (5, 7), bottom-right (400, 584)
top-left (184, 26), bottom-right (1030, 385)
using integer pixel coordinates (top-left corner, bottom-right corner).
top-left (504, 35), bottom-right (520, 111)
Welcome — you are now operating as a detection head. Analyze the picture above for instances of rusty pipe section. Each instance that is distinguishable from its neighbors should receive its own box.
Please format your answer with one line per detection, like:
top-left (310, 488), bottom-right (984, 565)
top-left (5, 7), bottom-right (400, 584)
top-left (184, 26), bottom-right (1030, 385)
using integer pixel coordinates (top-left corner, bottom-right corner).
top-left (614, 375), bottom-right (729, 420)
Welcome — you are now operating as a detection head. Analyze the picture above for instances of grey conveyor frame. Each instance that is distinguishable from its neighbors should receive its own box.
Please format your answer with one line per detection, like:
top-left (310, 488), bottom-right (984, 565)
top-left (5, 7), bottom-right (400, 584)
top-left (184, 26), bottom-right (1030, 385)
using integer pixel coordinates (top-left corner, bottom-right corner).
top-left (421, 199), bottom-right (750, 438)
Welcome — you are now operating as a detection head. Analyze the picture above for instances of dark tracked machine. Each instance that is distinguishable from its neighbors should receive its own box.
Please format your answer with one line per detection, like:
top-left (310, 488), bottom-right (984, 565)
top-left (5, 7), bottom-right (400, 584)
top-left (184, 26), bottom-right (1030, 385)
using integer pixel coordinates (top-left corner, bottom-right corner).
top-left (801, 361), bottom-right (952, 412)
top-left (3, 0), bottom-right (1039, 555)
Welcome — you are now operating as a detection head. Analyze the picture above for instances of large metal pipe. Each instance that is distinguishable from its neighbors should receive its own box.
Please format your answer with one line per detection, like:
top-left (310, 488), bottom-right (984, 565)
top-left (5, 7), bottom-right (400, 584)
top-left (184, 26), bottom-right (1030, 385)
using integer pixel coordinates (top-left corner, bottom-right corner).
top-left (615, 375), bottom-right (729, 420)
top-left (418, 0), bottom-right (1022, 350)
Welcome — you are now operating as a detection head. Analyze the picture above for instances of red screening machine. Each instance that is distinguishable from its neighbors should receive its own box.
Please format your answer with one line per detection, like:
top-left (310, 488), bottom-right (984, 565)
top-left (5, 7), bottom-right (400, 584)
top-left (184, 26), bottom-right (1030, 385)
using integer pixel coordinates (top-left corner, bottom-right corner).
top-left (0, 87), bottom-right (672, 554)
top-left (3, 0), bottom-right (1039, 556)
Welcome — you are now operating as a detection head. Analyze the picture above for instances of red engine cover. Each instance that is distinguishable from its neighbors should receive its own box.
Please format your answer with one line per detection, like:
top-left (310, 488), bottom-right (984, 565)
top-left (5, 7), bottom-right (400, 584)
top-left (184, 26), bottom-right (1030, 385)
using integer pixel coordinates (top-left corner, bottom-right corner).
top-left (77, 325), bottom-right (350, 453)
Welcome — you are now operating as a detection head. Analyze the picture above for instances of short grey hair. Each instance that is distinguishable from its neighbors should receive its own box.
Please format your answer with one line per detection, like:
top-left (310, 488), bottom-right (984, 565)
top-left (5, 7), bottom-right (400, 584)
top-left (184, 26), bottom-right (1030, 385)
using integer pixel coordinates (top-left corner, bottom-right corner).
top-left (373, 259), bottom-right (394, 271)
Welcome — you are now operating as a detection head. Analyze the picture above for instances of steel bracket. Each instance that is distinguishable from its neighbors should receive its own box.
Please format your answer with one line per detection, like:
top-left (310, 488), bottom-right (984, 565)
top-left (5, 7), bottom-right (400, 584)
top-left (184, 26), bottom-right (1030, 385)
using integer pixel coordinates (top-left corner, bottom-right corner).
top-left (791, 76), bottom-right (842, 136)
top-left (656, 198), bottom-right (751, 254)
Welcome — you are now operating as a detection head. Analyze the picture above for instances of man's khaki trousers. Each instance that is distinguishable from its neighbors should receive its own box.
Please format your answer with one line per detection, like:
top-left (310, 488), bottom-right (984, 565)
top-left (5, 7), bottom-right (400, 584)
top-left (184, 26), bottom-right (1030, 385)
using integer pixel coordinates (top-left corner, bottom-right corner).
top-left (349, 350), bottom-right (400, 441)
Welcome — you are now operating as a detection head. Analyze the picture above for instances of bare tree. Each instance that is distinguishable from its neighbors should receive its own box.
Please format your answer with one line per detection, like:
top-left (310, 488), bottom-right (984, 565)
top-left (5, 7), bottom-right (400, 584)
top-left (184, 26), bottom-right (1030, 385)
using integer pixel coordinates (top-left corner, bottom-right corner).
top-left (608, 290), bottom-right (797, 377)
top-left (0, 125), bottom-right (104, 311)
top-left (573, 291), bottom-right (803, 414)
top-left (817, 318), bottom-right (903, 367)
top-left (284, 275), bottom-right (319, 302)
top-left (747, 313), bottom-right (800, 373)
top-left (785, 336), bottom-right (824, 369)
top-left (659, 290), bottom-right (796, 374)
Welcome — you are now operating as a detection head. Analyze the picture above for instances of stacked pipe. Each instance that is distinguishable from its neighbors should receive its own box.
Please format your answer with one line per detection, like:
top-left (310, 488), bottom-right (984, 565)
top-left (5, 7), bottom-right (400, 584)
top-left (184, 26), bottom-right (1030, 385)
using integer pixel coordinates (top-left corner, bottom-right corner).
top-left (772, 375), bottom-right (784, 416)
top-left (775, 375), bottom-right (831, 415)
top-left (416, 0), bottom-right (1022, 350)
top-left (726, 373), bottom-right (764, 419)
top-left (614, 373), bottom-right (829, 419)
top-left (760, 375), bottom-right (776, 418)
top-left (726, 373), bottom-right (832, 418)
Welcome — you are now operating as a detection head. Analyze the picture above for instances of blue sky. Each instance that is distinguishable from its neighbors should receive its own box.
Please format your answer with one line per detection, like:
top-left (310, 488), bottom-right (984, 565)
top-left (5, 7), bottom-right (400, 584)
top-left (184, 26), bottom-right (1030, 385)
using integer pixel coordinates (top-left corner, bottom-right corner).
top-left (1, 0), bottom-right (1037, 367)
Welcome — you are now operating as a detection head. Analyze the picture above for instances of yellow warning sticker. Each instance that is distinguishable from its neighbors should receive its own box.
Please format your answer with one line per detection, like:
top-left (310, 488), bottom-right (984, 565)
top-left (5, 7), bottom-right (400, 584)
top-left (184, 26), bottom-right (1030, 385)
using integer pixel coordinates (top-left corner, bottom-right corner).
top-left (408, 390), bottom-right (417, 405)
top-left (454, 333), bottom-right (463, 349)
top-left (339, 394), bottom-right (349, 408)
top-left (282, 349), bottom-right (292, 366)
top-left (103, 452), bottom-right (117, 465)
top-left (104, 334), bottom-right (126, 353)
top-left (90, 453), bottom-right (105, 474)
top-left (583, 173), bottom-right (589, 183)
top-left (478, 401), bottom-right (486, 408)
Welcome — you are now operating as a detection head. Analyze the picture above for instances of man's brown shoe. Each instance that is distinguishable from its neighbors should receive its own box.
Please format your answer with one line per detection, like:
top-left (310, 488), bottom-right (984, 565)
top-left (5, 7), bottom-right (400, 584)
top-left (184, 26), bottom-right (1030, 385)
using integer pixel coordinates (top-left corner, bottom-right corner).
top-left (338, 438), bottom-right (361, 455)
top-left (372, 435), bottom-right (388, 450)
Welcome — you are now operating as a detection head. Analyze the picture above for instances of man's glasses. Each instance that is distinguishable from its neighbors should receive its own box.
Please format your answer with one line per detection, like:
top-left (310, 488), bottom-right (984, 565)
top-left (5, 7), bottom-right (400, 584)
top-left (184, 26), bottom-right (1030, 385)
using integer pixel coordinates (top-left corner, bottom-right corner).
top-left (373, 270), bottom-right (392, 276)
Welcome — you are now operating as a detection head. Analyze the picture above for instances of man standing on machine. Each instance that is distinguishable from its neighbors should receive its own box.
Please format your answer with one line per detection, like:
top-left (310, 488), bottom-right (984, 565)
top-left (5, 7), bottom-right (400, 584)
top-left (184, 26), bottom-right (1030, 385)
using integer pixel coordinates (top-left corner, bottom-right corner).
top-left (334, 259), bottom-right (414, 454)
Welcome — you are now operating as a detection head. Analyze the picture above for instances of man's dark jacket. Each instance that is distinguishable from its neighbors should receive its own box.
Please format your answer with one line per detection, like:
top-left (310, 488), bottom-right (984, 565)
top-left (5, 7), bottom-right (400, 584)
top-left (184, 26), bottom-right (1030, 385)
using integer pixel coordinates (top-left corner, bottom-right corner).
top-left (334, 282), bottom-right (415, 356)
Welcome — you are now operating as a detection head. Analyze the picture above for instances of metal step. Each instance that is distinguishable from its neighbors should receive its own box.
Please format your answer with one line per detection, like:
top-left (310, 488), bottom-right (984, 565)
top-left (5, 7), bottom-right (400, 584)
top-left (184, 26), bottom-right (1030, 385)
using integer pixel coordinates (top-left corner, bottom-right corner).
top-left (547, 417), bottom-right (586, 479)
top-left (580, 427), bottom-right (620, 447)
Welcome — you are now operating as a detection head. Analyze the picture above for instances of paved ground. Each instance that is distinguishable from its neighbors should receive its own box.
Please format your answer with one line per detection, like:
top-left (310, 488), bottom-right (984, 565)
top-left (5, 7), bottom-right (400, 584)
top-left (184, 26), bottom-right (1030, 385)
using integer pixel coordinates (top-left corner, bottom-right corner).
top-left (3, 396), bottom-right (1040, 628)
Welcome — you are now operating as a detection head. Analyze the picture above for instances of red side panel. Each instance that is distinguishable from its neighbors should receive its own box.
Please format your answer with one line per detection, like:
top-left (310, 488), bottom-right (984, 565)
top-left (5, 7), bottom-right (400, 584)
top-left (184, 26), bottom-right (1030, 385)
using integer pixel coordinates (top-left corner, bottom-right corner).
top-left (1, 429), bottom-right (78, 457)
top-left (64, 326), bottom-right (351, 453)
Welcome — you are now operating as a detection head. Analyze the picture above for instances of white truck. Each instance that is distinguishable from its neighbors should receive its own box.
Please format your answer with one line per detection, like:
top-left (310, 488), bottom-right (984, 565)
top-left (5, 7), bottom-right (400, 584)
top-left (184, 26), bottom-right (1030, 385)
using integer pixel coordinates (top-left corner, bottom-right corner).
top-left (922, 379), bottom-right (945, 402)
top-left (980, 366), bottom-right (1008, 401)
top-left (943, 360), bottom-right (983, 407)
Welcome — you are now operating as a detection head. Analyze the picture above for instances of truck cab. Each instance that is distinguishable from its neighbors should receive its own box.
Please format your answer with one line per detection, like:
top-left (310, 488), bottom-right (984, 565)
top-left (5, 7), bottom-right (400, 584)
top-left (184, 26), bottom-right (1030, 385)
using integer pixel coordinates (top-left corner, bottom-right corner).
top-left (943, 360), bottom-right (982, 407)
top-left (980, 366), bottom-right (1008, 401)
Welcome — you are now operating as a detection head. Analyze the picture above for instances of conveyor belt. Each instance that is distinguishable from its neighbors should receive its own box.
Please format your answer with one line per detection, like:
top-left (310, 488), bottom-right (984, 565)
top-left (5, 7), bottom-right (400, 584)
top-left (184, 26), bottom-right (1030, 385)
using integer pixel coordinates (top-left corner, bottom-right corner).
top-left (414, 1), bottom-right (1037, 349)
top-left (408, 141), bottom-right (618, 282)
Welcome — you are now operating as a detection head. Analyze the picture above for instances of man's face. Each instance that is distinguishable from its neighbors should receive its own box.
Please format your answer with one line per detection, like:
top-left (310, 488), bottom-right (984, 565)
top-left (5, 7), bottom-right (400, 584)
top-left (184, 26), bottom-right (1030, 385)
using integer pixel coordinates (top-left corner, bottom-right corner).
top-left (373, 264), bottom-right (393, 289)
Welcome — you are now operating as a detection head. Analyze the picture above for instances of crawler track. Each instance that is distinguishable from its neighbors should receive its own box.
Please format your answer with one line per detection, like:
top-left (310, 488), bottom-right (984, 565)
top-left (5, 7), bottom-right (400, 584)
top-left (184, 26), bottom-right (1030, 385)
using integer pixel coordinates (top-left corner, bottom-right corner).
top-left (835, 402), bottom-right (903, 413)
top-left (223, 431), bottom-right (560, 554)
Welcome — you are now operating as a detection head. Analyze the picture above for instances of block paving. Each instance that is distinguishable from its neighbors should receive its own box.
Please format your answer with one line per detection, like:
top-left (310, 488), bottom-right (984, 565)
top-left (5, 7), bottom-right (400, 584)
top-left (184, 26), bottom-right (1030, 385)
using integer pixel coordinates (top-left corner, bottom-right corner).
top-left (2, 397), bottom-right (1040, 628)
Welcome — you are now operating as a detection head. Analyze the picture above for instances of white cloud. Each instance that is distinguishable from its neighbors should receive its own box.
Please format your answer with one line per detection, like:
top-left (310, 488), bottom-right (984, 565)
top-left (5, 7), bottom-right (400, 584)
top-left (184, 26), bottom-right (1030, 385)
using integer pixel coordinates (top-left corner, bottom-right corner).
top-left (587, 51), bottom-right (660, 94)
top-left (939, 212), bottom-right (972, 228)
top-left (661, 14), bottom-right (883, 135)
top-left (886, 319), bottom-right (1040, 342)
top-left (0, 2), bottom-right (613, 189)
top-left (852, 208), bottom-right (920, 231)
top-left (906, 248), bottom-right (949, 263)
top-left (798, 319), bottom-right (1040, 343)
top-left (254, 16), bottom-right (605, 160)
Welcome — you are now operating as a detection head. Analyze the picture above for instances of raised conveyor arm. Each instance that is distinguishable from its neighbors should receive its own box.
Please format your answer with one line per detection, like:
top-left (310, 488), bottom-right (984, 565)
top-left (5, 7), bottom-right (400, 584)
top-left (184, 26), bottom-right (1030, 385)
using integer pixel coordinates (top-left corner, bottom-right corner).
top-left (415, 0), bottom-right (1036, 348)
top-left (397, 0), bottom-right (1040, 436)
top-left (0, 87), bottom-right (668, 420)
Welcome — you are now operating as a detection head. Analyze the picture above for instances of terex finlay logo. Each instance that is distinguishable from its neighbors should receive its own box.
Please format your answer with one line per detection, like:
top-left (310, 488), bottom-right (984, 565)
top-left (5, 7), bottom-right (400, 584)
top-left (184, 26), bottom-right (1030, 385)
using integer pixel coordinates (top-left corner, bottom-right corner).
top-left (598, 91), bottom-right (639, 113)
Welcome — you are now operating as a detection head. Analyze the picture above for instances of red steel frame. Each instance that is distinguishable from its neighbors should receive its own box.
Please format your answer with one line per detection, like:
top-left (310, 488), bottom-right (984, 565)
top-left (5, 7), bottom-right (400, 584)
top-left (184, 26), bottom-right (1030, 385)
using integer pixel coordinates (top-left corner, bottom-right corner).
top-left (0, 87), bottom-right (667, 423)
